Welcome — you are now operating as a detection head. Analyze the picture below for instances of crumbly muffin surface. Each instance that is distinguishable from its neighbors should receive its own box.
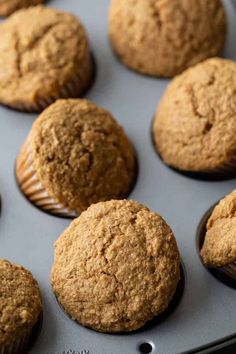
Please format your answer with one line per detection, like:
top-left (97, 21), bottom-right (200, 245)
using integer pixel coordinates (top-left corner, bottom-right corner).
top-left (0, 6), bottom-right (91, 107)
top-left (109, 0), bottom-right (226, 77)
top-left (51, 200), bottom-right (180, 332)
top-left (30, 99), bottom-right (136, 213)
top-left (201, 190), bottom-right (236, 267)
top-left (153, 58), bottom-right (236, 174)
top-left (0, 260), bottom-right (42, 346)
top-left (0, 0), bottom-right (44, 16)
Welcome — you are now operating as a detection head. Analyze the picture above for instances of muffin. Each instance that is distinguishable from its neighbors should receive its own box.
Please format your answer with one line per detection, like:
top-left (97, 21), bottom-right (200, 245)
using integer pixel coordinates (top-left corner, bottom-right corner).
top-left (0, 6), bottom-right (93, 112)
top-left (153, 58), bottom-right (236, 178)
top-left (51, 199), bottom-right (180, 333)
top-left (201, 190), bottom-right (236, 281)
top-left (16, 99), bottom-right (136, 217)
top-left (109, 0), bottom-right (226, 77)
top-left (0, 259), bottom-right (42, 354)
top-left (0, 0), bottom-right (44, 17)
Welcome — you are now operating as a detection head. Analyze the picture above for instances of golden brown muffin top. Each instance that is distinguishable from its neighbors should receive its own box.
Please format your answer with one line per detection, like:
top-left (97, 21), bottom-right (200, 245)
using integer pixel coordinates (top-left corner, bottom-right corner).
top-left (201, 190), bottom-right (236, 267)
top-left (0, 260), bottom-right (42, 346)
top-left (0, 6), bottom-right (90, 106)
top-left (51, 200), bottom-right (180, 332)
top-left (153, 58), bottom-right (236, 174)
top-left (30, 99), bottom-right (136, 213)
top-left (0, 0), bottom-right (44, 16)
top-left (109, 0), bottom-right (226, 77)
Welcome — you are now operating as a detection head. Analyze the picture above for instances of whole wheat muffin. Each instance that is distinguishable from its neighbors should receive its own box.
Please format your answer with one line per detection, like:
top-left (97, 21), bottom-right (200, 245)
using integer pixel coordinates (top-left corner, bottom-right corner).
top-left (16, 99), bottom-right (136, 217)
top-left (0, 0), bottom-right (44, 16)
top-left (153, 58), bottom-right (236, 177)
top-left (201, 190), bottom-right (236, 268)
top-left (0, 260), bottom-right (42, 353)
top-left (109, 0), bottom-right (226, 77)
top-left (0, 6), bottom-right (93, 112)
top-left (51, 200), bottom-right (180, 332)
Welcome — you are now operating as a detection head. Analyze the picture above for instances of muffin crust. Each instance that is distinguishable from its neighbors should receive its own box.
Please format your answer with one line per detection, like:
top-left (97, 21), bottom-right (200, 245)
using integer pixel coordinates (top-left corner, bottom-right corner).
top-left (153, 58), bottom-right (236, 175)
top-left (0, 260), bottom-right (42, 346)
top-left (201, 190), bottom-right (236, 267)
top-left (0, 0), bottom-right (44, 16)
top-left (0, 6), bottom-right (92, 110)
top-left (109, 0), bottom-right (226, 77)
top-left (51, 200), bottom-right (180, 332)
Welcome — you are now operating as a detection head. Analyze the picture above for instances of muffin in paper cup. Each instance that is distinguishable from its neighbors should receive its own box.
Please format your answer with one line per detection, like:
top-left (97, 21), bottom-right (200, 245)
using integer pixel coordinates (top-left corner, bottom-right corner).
top-left (152, 58), bottom-right (236, 179)
top-left (0, 6), bottom-right (94, 112)
top-left (16, 99), bottom-right (137, 217)
top-left (0, 260), bottom-right (42, 354)
top-left (200, 190), bottom-right (236, 284)
top-left (51, 200), bottom-right (180, 333)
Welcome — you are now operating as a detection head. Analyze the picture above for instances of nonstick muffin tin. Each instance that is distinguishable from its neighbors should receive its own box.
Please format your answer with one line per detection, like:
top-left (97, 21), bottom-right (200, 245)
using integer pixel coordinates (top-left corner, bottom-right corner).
top-left (0, 0), bottom-right (236, 353)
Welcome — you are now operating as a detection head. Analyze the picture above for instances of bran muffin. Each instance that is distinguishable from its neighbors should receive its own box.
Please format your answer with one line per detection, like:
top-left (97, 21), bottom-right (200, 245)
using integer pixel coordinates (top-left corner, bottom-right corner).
top-left (0, 6), bottom-right (93, 112)
top-left (201, 190), bottom-right (236, 280)
top-left (16, 99), bottom-right (136, 217)
top-left (0, 260), bottom-right (42, 354)
top-left (0, 0), bottom-right (44, 17)
top-left (51, 200), bottom-right (180, 333)
top-left (153, 58), bottom-right (236, 177)
top-left (109, 0), bottom-right (226, 78)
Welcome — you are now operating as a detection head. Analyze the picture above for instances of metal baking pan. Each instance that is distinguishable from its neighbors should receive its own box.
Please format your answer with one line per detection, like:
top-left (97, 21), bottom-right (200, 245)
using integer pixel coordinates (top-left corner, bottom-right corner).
top-left (0, 0), bottom-right (235, 353)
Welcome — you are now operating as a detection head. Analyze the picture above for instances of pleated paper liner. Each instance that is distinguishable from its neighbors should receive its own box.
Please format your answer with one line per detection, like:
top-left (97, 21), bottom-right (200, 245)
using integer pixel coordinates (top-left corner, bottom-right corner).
top-left (150, 116), bottom-right (236, 181)
top-left (196, 204), bottom-right (236, 289)
top-left (16, 134), bottom-right (78, 218)
top-left (53, 262), bottom-right (185, 334)
top-left (1, 312), bottom-right (43, 354)
top-left (16, 134), bottom-right (139, 218)
top-left (7, 52), bottom-right (95, 113)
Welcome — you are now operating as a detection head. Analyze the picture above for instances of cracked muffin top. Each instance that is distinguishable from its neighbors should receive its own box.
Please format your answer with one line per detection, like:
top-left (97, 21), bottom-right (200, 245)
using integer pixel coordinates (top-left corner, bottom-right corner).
top-left (51, 200), bottom-right (180, 332)
top-left (0, 0), bottom-right (44, 16)
top-left (153, 58), bottom-right (236, 176)
top-left (109, 0), bottom-right (227, 77)
top-left (29, 99), bottom-right (136, 213)
top-left (201, 190), bottom-right (236, 267)
top-left (0, 260), bottom-right (42, 346)
top-left (0, 6), bottom-right (91, 108)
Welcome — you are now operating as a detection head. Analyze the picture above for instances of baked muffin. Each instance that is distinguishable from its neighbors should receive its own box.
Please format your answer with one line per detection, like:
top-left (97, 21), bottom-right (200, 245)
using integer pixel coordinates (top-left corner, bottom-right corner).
top-left (51, 199), bottom-right (180, 333)
top-left (0, 6), bottom-right (93, 112)
top-left (16, 99), bottom-right (136, 217)
top-left (0, 260), bottom-right (42, 354)
top-left (109, 0), bottom-right (226, 77)
top-left (0, 0), bottom-right (44, 17)
top-left (153, 58), bottom-right (236, 178)
top-left (201, 190), bottom-right (236, 280)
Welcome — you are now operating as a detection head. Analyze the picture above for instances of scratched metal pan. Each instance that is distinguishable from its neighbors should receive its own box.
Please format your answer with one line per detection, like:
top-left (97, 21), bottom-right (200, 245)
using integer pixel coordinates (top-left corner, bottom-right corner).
top-left (0, 0), bottom-right (236, 353)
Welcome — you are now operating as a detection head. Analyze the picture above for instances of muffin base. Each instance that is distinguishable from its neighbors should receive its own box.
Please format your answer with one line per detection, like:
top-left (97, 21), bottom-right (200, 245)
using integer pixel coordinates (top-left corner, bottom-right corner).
top-left (4, 53), bottom-right (96, 113)
top-left (15, 134), bottom-right (78, 218)
top-left (197, 205), bottom-right (236, 289)
top-left (1, 312), bottom-right (43, 354)
top-left (53, 263), bottom-right (185, 334)
top-left (15, 134), bottom-right (138, 218)
top-left (150, 117), bottom-right (236, 181)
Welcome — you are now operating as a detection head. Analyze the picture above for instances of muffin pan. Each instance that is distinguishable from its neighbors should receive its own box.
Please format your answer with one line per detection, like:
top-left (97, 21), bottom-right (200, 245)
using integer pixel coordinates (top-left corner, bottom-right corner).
top-left (0, 0), bottom-right (235, 353)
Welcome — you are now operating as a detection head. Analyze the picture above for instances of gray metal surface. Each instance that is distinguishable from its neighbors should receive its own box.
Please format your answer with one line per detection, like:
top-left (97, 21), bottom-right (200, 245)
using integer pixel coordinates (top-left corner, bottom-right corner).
top-left (0, 1), bottom-right (235, 353)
